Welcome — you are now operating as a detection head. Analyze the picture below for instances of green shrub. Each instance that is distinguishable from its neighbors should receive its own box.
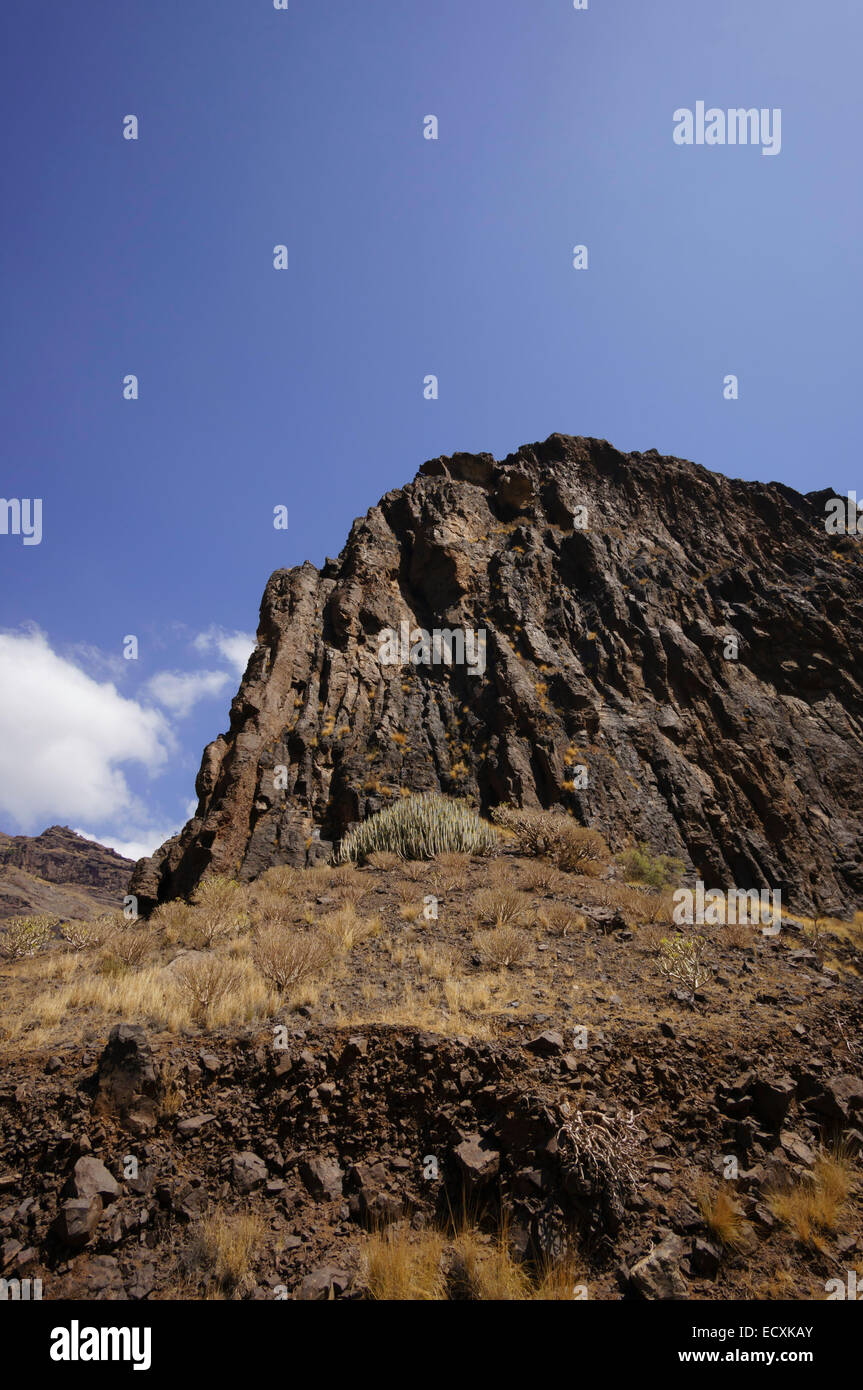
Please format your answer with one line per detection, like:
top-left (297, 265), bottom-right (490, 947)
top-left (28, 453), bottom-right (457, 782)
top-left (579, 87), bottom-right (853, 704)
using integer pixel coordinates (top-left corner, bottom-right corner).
top-left (2, 914), bottom-right (57, 959)
top-left (617, 841), bottom-right (684, 888)
top-left (491, 806), bottom-right (610, 874)
top-left (336, 793), bottom-right (497, 863)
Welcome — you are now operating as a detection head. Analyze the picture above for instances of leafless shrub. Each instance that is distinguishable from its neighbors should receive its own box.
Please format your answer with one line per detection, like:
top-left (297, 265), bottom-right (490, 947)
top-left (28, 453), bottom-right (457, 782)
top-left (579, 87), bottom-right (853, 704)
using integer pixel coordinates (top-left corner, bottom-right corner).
top-left (474, 926), bottom-right (531, 969)
top-left (658, 934), bottom-right (712, 1007)
top-left (558, 1105), bottom-right (641, 1208)
top-left (251, 927), bottom-right (333, 993)
top-left (491, 808), bottom-right (610, 875)
top-left (535, 903), bottom-right (586, 937)
top-left (475, 888), bottom-right (530, 927)
top-left (174, 955), bottom-right (245, 1017)
top-left (103, 927), bottom-right (153, 969)
top-left (60, 920), bottom-right (102, 951)
top-left (191, 875), bottom-right (247, 944)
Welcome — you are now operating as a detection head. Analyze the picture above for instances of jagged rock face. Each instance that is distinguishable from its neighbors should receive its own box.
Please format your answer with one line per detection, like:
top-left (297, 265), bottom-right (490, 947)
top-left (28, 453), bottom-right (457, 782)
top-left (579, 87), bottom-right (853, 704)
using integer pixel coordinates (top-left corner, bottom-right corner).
top-left (130, 434), bottom-right (863, 914)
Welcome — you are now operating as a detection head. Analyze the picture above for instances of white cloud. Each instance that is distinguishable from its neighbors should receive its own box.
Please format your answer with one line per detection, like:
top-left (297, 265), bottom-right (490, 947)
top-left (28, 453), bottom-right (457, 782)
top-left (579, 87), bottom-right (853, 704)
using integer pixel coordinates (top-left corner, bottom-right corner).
top-left (74, 825), bottom-right (181, 864)
top-left (193, 626), bottom-right (256, 677)
top-left (0, 627), bottom-right (173, 833)
top-left (146, 668), bottom-right (231, 718)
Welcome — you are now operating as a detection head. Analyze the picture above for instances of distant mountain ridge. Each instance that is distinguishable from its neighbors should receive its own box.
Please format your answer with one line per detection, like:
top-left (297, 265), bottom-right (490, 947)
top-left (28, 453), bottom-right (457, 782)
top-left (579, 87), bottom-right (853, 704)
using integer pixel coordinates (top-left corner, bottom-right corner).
top-left (0, 825), bottom-right (133, 920)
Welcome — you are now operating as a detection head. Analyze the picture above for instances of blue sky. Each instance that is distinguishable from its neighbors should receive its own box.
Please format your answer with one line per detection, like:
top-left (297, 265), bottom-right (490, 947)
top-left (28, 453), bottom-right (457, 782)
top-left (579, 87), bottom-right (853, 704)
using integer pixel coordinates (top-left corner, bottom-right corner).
top-left (1, 0), bottom-right (860, 858)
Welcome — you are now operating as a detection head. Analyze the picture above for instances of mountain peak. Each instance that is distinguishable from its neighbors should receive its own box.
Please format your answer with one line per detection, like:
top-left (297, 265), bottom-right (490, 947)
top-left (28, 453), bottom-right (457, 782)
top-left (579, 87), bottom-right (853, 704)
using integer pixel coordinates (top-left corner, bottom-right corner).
top-left (130, 434), bottom-right (863, 916)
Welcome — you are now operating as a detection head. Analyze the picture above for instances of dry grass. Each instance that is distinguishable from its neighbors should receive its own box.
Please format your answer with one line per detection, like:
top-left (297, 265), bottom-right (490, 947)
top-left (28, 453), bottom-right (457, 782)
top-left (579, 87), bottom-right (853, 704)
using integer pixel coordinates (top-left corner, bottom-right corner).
top-left (360, 1221), bottom-right (584, 1300)
top-left (363, 1227), bottom-right (447, 1300)
top-left (101, 927), bottom-right (154, 970)
top-left (766, 1148), bottom-right (857, 1249)
top-left (723, 920), bottom-right (755, 949)
top-left (330, 864), bottom-right (360, 887)
top-left (517, 863), bottom-right (570, 896)
top-left (473, 926), bottom-right (531, 969)
top-left (148, 899), bottom-right (198, 943)
top-left (320, 905), bottom-right (381, 951)
top-left (449, 1227), bottom-right (532, 1299)
top-left (400, 860), bottom-right (430, 883)
top-left (243, 887), bottom-right (294, 930)
top-left (475, 888), bottom-right (530, 927)
top-left (486, 857), bottom-right (520, 889)
top-left (398, 901), bottom-right (426, 924)
top-left (334, 973), bottom-right (508, 1040)
top-left (253, 864), bottom-right (302, 896)
top-left (696, 1181), bottom-right (752, 1249)
top-left (367, 851), bottom-right (401, 871)
top-left (535, 902), bottom-right (586, 937)
top-left (415, 944), bottom-right (458, 981)
top-left (159, 1060), bottom-right (184, 1118)
top-left (190, 875), bottom-right (248, 945)
top-left (434, 852), bottom-right (472, 872)
top-left (185, 1210), bottom-right (266, 1297)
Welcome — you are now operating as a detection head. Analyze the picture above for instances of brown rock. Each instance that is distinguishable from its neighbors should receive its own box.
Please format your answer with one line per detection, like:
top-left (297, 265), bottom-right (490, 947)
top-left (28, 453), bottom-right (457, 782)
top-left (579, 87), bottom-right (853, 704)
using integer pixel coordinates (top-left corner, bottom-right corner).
top-left (65, 1156), bottom-right (120, 1204)
top-left (54, 1196), bottom-right (102, 1249)
top-left (128, 435), bottom-right (863, 917)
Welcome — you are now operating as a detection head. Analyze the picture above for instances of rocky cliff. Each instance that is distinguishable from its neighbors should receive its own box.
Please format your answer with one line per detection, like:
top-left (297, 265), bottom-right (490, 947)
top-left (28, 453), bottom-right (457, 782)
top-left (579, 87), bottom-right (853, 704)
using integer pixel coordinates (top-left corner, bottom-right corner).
top-left (130, 434), bottom-right (863, 914)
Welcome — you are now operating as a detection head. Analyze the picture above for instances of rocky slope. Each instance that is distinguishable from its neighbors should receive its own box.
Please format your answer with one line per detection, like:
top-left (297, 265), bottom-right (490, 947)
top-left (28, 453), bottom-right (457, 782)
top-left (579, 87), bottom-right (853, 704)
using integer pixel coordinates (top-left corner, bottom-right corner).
top-left (130, 434), bottom-right (863, 915)
top-left (0, 827), bottom-right (134, 921)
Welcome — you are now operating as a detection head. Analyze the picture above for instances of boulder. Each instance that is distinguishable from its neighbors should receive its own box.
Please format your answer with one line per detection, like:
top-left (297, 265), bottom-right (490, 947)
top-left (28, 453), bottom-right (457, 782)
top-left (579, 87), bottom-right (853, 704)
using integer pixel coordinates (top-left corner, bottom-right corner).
top-left (65, 1156), bottom-right (120, 1204)
top-left (630, 1235), bottom-right (688, 1300)
top-left (54, 1197), bottom-right (102, 1249)
top-left (94, 1024), bottom-right (161, 1134)
top-left (231, 1151), bottom-right (267, 1194)
top-left (299, 1156), bottom-right (344, 1202)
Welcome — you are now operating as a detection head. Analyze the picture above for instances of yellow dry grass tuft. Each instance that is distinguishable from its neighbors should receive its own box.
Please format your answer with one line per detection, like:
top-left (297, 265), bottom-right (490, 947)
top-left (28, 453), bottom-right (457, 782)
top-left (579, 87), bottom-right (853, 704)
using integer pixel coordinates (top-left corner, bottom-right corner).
top-left (186, 1210), bottom-right (267, 1297)
top-left (696, 1181), bottom-right (752, 1249)
top-left (766, 1148), bottom-right (857, 1249)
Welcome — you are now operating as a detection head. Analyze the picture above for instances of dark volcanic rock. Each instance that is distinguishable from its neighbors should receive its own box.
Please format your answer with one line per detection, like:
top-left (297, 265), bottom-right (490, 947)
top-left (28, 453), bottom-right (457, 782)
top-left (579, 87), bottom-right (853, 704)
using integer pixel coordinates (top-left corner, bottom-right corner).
top-left (94, 1024), bottom-right (162, 1134)
top-left (130, 433), bottom-right (863, 913)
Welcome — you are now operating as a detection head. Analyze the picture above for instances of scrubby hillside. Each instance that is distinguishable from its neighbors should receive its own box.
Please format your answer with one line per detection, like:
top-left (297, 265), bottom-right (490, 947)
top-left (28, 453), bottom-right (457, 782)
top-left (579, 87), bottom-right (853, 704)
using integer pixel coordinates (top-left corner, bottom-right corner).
top-left (1, 815), bottom-right (861, 1301)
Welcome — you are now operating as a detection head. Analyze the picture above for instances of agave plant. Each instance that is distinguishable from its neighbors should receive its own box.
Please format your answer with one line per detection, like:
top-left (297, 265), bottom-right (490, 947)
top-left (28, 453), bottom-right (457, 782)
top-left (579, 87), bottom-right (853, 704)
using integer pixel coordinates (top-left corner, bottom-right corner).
top-left (335, 793), bottom-right (497, 863)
